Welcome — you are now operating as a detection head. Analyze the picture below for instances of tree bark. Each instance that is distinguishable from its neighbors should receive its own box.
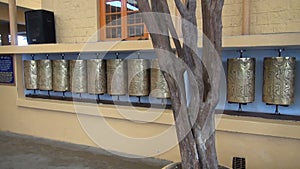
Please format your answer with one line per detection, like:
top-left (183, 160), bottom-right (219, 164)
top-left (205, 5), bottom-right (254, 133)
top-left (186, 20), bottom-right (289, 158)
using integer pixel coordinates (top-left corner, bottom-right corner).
top-left (136, 0), bottom-right (224, 168)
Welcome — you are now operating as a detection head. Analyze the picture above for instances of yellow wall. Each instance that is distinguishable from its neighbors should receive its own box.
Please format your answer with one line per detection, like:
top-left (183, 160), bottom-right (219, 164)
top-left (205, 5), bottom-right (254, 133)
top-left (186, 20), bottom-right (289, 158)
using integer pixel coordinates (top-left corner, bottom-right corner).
top-left (0, 54), bottom-right (300, 168)
top-left (0, 0), bottom-right (41, 9)
top-left (41, 0), bottom-right (300, 43)
top-left (0, 3), bottom-right (29, 25)
top-left (0, 0), bottom-right (300, 168)
top-left (216, 131), bottom-right (300, 169)
top-left (250, 0), bottom-right (300, 34)
top-left (41, 0), bottom-right (98, 43)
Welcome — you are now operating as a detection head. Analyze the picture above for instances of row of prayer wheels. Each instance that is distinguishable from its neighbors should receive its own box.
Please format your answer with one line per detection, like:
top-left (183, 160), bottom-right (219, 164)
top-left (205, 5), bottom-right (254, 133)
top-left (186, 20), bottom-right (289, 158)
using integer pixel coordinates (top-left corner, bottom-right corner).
top-left (24, 55), bottom-right (296, 106)
top-left (227, 56), bottom-right (296, 106)
top-left (23, 59), bottom-right (170, 98)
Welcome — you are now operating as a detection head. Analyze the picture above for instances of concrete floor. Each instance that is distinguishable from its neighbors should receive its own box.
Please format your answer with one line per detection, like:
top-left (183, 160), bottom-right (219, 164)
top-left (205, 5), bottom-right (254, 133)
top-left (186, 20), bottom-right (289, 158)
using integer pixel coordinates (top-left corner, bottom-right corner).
top-left (0, 132), bottom-right (170, 169)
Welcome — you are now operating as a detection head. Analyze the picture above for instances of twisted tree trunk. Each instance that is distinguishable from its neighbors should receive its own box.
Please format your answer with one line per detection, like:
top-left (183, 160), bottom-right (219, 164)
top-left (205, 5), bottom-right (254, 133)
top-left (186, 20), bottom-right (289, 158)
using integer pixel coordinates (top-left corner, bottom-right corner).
top-left (136, 0), bottom-right (224, 168)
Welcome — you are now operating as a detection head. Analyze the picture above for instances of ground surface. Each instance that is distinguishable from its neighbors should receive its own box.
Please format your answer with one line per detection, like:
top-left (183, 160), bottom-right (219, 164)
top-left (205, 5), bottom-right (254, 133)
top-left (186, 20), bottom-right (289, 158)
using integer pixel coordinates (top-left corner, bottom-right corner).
top-left (0, 132), bottom-right (169, 169)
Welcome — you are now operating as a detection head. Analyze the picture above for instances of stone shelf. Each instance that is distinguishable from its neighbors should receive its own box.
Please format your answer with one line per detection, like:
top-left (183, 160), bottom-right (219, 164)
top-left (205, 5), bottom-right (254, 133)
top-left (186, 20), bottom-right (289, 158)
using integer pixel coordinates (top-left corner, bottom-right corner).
top-left (1, 33), bottom-right (300, 54)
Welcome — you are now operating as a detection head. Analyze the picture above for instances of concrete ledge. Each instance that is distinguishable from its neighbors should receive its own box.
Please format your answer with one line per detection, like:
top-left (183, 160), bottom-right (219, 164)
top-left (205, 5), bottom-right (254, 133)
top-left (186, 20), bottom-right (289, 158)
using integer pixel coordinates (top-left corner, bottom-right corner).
top-left (1, 33), bottom-right (300, 54)
top-left (16, 98), bottom-right (175, 125)
top-left (16, 98), bottom-right (300, 140)
top-left (216, 114), bottom-right (300, 140)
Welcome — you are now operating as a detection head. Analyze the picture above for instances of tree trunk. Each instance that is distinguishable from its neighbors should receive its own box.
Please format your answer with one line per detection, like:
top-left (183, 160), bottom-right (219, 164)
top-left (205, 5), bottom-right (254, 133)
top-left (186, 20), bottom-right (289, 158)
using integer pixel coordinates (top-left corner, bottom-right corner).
top-left (136, 0), bottom-right (224, 168)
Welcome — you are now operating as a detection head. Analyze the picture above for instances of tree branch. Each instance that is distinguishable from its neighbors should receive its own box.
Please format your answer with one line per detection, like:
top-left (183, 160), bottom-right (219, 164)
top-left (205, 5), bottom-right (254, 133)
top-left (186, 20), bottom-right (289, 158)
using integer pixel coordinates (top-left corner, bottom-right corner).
top-left (175, 0), bottom-right (187, 16)
top-left (136, 0), bottom-right (162, 46)
top-left (159, 0), bottom-right (183, 58)
top-left (187, 0), bottom-right (197, 12)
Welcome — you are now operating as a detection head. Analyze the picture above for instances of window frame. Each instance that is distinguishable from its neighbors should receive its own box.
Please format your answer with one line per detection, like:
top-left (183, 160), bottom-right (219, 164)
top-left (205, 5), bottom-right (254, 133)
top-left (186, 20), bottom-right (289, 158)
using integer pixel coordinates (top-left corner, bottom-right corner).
top-left (99, 0), bottom-right (149, 41)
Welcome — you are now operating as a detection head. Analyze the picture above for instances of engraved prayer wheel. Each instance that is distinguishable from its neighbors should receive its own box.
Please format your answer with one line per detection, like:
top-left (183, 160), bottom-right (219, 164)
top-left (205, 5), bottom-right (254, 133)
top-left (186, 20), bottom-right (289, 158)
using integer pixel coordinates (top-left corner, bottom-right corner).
top-left (69, 60), bottom-right (87, 93)
top-left (128, 59), bottom-right (150, 96)
top-left (150, 59), bottom-right (170, 98)
top-left (23, 60), bottom-right (38, 89)
top-left (52, 60), bottom-right (69, 92)
top-left (263, 57), bottom-right (296, 105)
top-left (37, 60), bottom-right (52, 90)
top-left (107, 59), bottom-right (127, 95)
top-left (227, 58), bottom-right (255, 103)
top-left (87, 59), bottom-right (106, 94)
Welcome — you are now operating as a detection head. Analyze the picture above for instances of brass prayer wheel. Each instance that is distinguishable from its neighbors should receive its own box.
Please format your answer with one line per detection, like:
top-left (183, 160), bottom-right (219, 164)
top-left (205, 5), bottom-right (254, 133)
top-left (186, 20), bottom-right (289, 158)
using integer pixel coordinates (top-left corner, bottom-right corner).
top-left (107, 59), bottom-right (127, 95)
top-left (263, 57), bottom-right (296, 105)
top-left (24, 60), bottom-right (38, 90)
top-left (87, 59), bottom-right (106, 94)
top-left (52, 60), bottom-right (69, 92)
top-left (150, 59), bottom-right (170, 98)
top-left (37, 60), bottom-right (52, 90)
top-left (128, 59), bottom-right (150, 96)
top-left (227, 58), bottom-right (255, 103)
top-left (69, 60), bottom-right (87, 93)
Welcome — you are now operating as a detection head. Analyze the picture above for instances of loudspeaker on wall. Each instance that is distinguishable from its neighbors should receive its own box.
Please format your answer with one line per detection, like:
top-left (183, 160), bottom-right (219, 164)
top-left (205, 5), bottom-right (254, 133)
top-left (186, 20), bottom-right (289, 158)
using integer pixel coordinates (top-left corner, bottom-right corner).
top-left (25, 10), bottom-right (56, 44)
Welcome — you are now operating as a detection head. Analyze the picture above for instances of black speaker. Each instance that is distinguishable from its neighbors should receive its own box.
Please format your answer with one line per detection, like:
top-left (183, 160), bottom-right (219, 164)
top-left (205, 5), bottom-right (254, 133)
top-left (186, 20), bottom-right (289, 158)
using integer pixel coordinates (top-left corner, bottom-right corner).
top-left (25, 10), bottom-right (56, 44)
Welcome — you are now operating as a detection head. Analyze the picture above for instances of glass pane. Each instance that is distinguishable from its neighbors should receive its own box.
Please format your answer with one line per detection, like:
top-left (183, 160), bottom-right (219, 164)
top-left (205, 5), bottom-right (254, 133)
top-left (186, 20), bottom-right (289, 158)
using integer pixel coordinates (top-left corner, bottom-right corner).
top-left (117, 27), bottom-right (121, 38)
top-left (106, 28), bottom-right (112, 38)
top-left (106, 27), bottom-right (121, 39)
top-left (127, 13), bottom-right (142, 24)
top-left (106, 14), bottom-right (121, 26)
top-left (127, 0), bottom-right (139, 11)
top-left (127, 25), bottom-right (144, 37)
top-left (106, 0), bottom-right (122, 13)
top-left (128, 14), bottom-right (134, 24)
top-left (106, 15), bottom-right (111, 24)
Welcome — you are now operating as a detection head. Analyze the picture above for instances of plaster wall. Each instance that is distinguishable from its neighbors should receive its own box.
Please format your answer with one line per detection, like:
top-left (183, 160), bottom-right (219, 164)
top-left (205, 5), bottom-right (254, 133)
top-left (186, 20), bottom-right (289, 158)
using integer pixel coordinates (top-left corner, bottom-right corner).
top-left (0, 0), bottom-right (300, 168)
top-left (0, 3), bottom-right (28, 25)
top-left (41, 0), bottom-right (98, 43)
top-left (41, 0), bottom-right (300, 43)
top-left (0, 54), bottom-right (300, 168)
top-left (250, 0), bottom-right (300, 34)
top-left (0, 0), bottom-right (41, 9)
top-left (216, 131), bottom-right (300, 169)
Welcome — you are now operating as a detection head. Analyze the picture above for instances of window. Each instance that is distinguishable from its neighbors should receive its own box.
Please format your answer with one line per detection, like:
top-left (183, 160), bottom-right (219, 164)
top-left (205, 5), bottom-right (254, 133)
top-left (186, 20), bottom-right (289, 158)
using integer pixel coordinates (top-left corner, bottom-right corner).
top-left (100, 0), bottom-right (149, 40)
top-left (8, 34), bottom-right (28, 46)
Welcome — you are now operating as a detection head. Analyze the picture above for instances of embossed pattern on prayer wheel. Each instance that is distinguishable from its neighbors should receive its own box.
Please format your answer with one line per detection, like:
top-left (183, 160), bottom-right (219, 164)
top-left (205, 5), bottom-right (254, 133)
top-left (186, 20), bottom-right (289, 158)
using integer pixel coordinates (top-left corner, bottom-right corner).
top-left (128, 59), bottom-right (149, 96)
top-left (69, 60), bottom-right (87, 93)
top-left (263, 57), bottom-right (296, 105)
top-left (227, 58), bottom-right (255, 103)
top-left (52, 60), bottom-right (69, 92)
top-left (107, 59), bottom-right (127, 95)
top-left (37, 60), bottom-right (52, 90)
top-left (24, 60), bottom-right (38, 89)
top-left (87, 59), bottom-right (106, 94)
top-left (150, 59), bottom-right (170, 98)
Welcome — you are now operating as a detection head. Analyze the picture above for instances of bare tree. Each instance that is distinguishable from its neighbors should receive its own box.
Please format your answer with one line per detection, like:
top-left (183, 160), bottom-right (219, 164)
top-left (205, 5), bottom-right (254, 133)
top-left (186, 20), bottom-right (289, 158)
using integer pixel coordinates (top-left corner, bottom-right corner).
top-left (136, 0), bottom-right (224, 168)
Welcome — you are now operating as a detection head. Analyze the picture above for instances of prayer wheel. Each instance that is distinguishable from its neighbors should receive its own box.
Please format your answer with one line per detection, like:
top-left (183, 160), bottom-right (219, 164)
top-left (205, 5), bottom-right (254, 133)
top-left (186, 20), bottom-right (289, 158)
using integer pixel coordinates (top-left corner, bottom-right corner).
top-left (150, 59), bottom-right (170, 98)
top-left (227, 58), bottom-right (255, 103)
top-left (107, 59), bottom-right (127, 95)
top-left (23, 60), bottom-right (38, 90)
top-left (52, 60), bottom-right (69, 92)
top-left (128, 59), bottom-right (150, 96)
top-left (87, 59), bottom-right (106, 94)
top-left (263, 57), bottom-right (296, 105)
top-left (37, 60), bottom-right (52, 90)
top-left (69, 60), bottom-right (87, 93)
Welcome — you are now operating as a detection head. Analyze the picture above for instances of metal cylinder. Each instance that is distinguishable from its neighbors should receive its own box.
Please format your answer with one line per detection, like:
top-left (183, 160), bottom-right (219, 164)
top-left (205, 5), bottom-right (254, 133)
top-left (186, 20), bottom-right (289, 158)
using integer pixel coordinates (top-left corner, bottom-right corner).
top-left (263, 57), bottom-right (296, 105)
top-left (69, 60), bottom-right (87, 93)
top-left (37, 60), bottom-right (52, 90)
top-left (106, 59), bottom-right (127, 95)
top-left (227, 58), bottom-right (255, 103)
top-left (52, 60), bottom-right (69, 92)
top-left (128, 59), bottom-right (149, 96)
top-left (23, 60), bottom-right (38, 89)
top-left (150, 59), bottom-right (170, 98)
top-left (87, 59), bottom-right (106, 94)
